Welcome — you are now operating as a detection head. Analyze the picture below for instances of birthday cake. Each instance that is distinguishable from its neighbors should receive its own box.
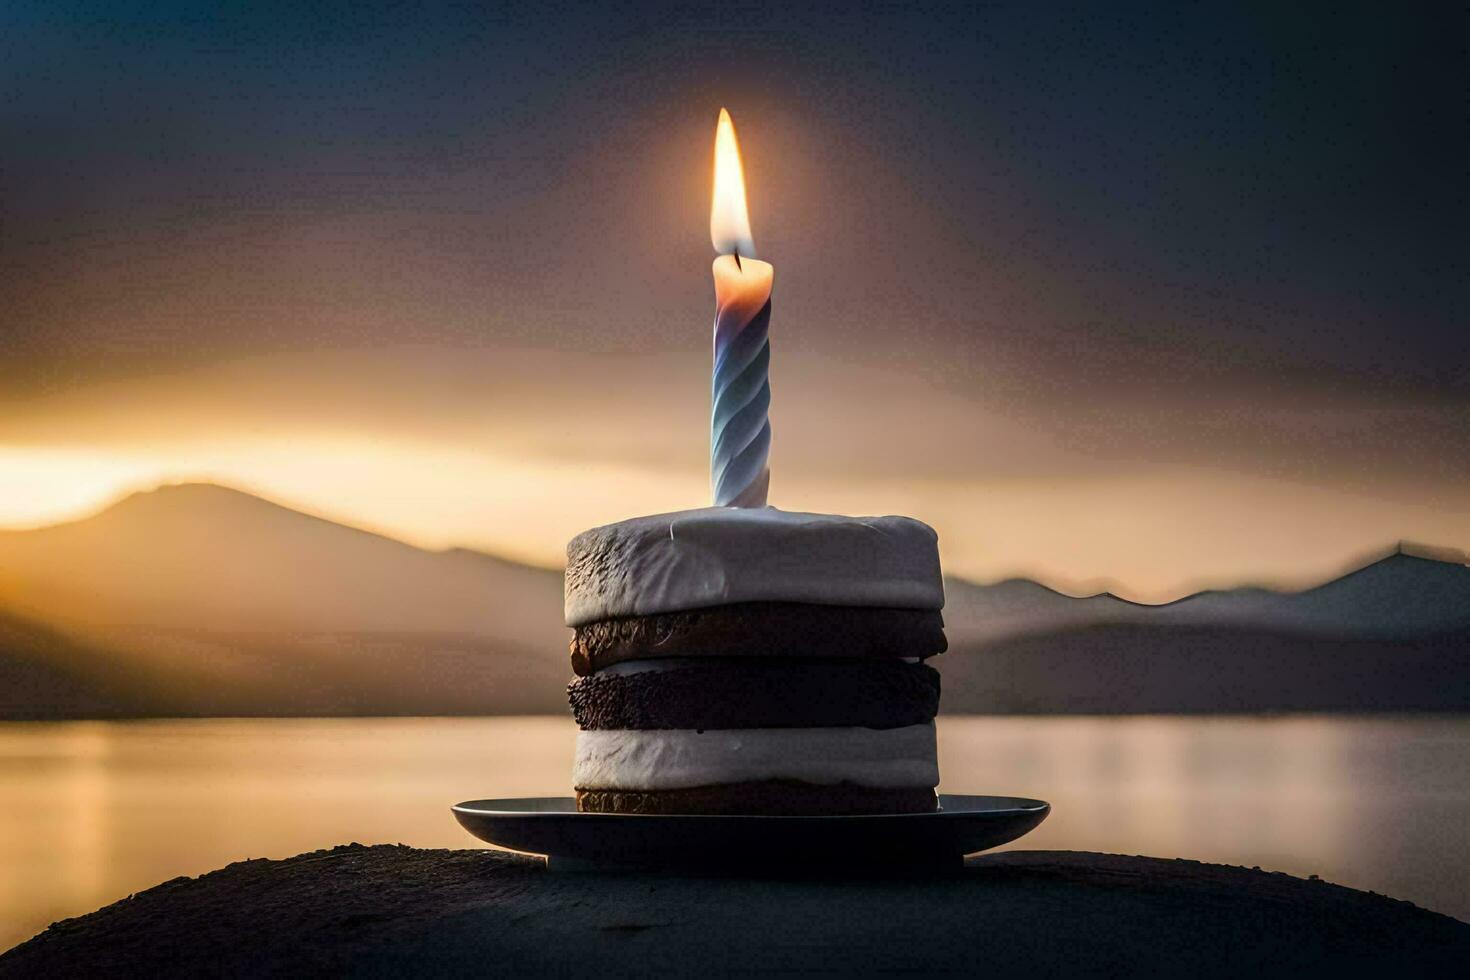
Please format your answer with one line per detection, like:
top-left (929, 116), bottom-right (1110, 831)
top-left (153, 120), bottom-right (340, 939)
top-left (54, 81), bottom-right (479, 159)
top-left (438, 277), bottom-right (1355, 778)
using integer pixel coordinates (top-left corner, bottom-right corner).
top-left (564, 506), bottom-right (948, 815)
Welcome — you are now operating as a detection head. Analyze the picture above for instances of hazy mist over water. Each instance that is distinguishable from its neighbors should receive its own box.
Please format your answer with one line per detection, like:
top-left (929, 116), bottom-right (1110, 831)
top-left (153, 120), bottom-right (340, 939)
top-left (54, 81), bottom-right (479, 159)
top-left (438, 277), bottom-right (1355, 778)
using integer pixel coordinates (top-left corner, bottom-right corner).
top-left (3, 715), bottom-right (1468, 950)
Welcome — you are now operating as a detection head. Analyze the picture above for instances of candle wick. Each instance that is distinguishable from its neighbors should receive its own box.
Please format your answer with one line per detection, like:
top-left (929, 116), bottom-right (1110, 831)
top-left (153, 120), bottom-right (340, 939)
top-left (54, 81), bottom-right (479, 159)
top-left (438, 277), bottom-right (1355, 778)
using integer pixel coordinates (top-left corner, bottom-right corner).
top-left (733, 249), bottom-right (742, 271)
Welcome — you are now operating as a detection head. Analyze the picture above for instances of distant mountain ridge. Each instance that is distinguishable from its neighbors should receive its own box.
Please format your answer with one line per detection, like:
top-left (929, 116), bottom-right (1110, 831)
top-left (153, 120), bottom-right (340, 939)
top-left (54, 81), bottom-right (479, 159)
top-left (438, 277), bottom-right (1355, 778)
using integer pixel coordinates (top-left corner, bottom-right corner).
top-left (0, 483), bottom-right (1466, 717)
top-left (941, 544), bottom-right (1469, 713)
top-left (0, 483), bottom-right (562, 634)
top-left (0, 484), bottom-right (568, 717)
top-left (944, 544), bottom-right (1470, 649)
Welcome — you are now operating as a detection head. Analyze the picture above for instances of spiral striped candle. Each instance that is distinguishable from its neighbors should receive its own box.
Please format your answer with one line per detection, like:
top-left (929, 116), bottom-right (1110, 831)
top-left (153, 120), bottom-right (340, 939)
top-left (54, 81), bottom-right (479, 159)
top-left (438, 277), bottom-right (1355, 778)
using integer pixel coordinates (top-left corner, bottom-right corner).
top-left (709, 109), bottom-right (773, 508)
top-left (708, 107), bottom-right (776, 511)
top-left (711, 255), bottom-right (773, 507)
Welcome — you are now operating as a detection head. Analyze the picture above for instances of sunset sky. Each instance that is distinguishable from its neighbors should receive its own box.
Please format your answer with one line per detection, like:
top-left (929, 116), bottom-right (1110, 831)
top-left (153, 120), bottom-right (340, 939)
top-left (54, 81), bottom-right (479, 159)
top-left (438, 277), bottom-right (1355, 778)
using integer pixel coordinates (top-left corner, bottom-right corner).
top-left (2, 3), bottom-right (1465, 600)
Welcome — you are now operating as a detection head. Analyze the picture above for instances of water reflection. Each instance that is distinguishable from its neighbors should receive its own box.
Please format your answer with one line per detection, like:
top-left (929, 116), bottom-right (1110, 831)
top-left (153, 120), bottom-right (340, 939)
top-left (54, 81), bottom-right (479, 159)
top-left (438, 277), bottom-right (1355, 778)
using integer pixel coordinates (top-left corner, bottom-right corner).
top-left (2, 715), bottom-right (1467, 950)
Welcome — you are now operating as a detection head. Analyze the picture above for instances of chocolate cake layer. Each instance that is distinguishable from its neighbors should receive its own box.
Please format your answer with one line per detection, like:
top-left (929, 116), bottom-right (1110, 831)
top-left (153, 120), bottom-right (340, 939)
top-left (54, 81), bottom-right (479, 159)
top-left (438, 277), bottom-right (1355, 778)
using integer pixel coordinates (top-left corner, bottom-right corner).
top-left (570, 601), bottom-right (946, 675)
top-left (575, 780), bottom-right (938, 816)
top-left (568, 659), bottom-right (940, 730)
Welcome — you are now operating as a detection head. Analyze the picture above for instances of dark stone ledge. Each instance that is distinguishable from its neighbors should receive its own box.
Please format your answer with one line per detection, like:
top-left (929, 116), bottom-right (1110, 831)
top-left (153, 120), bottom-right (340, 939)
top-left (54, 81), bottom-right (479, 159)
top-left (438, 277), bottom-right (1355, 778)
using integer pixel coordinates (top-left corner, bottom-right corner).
top-left (3, 845), bottom-right (1466, 977)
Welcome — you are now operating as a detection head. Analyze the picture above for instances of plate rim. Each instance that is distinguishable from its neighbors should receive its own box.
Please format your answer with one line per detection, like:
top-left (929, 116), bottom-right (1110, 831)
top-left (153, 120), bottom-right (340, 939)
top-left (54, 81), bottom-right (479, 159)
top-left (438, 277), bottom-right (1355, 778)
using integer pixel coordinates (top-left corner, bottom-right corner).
top-left (452, 793), bottom-right (1050, 821)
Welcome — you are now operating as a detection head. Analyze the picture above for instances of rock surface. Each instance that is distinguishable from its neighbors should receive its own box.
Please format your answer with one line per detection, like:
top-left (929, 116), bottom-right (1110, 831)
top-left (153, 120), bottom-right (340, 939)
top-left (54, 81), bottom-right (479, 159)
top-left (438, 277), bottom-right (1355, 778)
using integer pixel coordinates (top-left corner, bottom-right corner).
top-left (3, 845), bottom-right (1467, 977)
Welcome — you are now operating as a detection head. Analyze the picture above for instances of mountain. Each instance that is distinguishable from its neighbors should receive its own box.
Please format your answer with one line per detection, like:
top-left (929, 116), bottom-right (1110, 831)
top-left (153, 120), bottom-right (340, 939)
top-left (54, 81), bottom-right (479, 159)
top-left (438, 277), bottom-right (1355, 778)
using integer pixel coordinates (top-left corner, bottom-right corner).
top-left (0, 482), bottom-right (562, 635)
top-left (0, 484), bottom-right (569, 716)
top-left (0, 483), bottom-right (1466, 717)
top-left (938, 547), bottom-right (1470, 713)
top-left (943, 546), bottom-right (1470, 646)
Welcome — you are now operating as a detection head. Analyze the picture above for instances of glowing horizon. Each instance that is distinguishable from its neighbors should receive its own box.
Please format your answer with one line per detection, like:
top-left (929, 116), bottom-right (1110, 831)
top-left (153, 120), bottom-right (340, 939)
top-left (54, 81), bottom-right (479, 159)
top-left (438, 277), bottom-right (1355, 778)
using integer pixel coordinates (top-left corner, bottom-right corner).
top-left (4, 418), bottom-right (1467, 602)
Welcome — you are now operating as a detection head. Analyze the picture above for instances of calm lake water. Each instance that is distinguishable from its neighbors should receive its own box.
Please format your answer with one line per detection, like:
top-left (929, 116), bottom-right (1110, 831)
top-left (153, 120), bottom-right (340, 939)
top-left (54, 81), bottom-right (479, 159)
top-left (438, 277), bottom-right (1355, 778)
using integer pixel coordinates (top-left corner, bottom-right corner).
top-left (3, 715), bottom-right (1468, 950)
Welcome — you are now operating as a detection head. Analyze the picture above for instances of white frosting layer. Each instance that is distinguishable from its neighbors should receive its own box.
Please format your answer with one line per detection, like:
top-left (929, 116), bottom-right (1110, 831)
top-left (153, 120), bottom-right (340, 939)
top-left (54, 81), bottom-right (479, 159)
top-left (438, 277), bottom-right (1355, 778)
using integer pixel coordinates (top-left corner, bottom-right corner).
top-left (564, 506), bottom-right (944, 626)
top-left (572, 723), bottom-right (938, 791)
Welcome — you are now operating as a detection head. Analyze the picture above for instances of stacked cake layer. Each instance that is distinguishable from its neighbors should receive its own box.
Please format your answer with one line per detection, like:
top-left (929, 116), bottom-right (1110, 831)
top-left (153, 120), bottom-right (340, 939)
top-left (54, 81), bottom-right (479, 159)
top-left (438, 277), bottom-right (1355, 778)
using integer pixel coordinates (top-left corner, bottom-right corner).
top-left (564, 507), bottom-right (947, 815)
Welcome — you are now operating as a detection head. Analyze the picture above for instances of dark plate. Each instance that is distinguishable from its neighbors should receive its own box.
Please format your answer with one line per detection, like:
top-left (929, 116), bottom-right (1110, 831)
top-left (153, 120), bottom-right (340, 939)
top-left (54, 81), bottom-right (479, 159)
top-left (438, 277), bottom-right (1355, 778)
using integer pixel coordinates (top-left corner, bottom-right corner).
top-left (452, 794), bottom-right (1049, 870)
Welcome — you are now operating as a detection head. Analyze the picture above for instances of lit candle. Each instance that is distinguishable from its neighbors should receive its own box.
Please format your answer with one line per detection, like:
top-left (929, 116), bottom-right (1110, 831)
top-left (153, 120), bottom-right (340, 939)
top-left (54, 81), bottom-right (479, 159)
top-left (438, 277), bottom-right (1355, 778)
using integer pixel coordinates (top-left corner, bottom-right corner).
top-left (709, 108), bottom-right (774, 508)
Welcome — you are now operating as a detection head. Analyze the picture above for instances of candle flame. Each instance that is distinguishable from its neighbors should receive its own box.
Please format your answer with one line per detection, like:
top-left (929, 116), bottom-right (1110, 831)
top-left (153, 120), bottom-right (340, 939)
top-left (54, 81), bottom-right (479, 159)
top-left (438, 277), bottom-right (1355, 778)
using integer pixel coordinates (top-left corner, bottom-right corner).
top-left (711, 108), bottom-right (757, 258)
